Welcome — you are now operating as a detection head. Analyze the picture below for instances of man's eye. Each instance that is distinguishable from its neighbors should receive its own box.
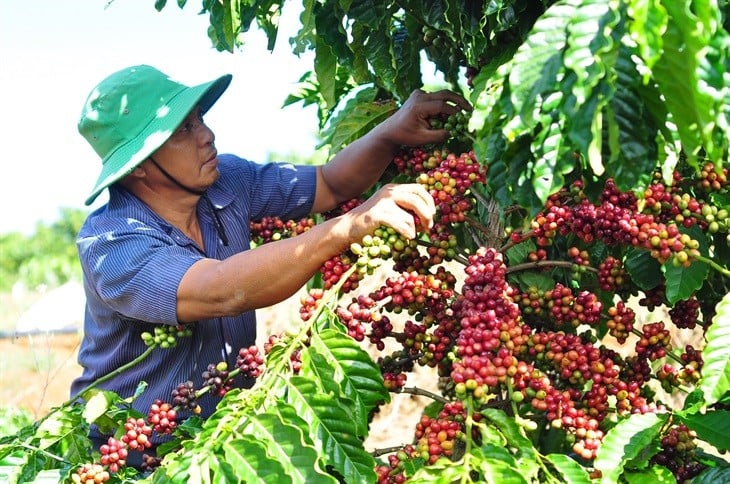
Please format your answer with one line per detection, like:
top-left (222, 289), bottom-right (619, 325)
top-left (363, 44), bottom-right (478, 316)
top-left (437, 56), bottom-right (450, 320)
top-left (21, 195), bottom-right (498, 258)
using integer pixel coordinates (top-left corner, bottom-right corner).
top-left (175, 122), bottom-right (193, 136)
top-left (174, 112), bottom-right (204, 137)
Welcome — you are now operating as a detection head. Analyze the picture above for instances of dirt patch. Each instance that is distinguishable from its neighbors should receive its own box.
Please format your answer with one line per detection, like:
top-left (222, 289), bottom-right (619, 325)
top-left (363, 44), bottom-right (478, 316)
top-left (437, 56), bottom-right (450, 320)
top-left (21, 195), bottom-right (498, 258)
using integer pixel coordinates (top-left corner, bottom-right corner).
top-left (0, 332), bottom-right (83, 420)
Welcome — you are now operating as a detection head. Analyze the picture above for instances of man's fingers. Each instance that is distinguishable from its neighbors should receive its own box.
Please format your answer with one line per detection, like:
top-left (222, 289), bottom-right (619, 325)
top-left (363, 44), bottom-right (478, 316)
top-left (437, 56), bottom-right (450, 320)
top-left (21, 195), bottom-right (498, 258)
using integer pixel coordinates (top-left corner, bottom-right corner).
top-left (426, 89), bottom-right (473, 112)
top-left (394, 184), bottom-right (435, 231)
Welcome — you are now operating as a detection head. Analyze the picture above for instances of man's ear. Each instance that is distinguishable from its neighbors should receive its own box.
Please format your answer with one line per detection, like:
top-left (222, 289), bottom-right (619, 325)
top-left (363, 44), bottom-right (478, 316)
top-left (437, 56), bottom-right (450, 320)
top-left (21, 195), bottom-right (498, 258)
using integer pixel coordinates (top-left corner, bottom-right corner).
top-left (129, 162), bottom-right (149, 178)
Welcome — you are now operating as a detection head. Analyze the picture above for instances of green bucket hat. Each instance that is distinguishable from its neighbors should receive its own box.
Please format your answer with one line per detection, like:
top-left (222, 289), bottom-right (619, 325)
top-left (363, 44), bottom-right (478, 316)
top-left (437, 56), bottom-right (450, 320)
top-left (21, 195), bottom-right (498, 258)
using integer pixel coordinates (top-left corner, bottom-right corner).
top-left (78, 65), bottom-right (232, 205)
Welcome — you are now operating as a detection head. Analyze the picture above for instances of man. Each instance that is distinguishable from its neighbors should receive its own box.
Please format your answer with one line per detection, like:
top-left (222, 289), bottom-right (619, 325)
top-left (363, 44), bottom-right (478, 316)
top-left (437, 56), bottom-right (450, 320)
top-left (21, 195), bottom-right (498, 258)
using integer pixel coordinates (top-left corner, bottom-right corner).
top-left (71, 64), bottom-right (470, 453)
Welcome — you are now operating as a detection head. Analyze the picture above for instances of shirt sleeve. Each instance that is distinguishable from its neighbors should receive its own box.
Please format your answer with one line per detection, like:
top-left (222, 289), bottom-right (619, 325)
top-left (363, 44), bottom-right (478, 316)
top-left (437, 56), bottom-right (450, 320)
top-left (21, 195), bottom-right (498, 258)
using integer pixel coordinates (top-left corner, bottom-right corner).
top-left (77, 221), bottom-right (201, 325)
top-left (216, 154), bottom-right (317, 221)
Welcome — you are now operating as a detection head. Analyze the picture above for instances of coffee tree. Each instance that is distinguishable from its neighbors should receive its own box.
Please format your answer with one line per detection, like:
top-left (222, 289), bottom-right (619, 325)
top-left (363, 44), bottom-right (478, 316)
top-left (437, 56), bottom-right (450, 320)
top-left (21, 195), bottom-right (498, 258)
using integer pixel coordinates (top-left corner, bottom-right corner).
top-left (2, 1), bottom-right (729, 483)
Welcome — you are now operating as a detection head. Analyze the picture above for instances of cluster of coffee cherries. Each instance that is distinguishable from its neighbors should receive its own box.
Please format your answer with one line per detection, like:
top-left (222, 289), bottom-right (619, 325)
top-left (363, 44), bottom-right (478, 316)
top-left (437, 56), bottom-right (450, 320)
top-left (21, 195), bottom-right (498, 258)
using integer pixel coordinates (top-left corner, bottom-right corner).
top-left (72, 463), bottom-right (110, 483)
top-left (448, 248), bottom-right (528, 395)
top-left (427, 110), bottom-right (473, 148)
top-left (374, 401), bottom-right (476, 482)
top-left (236, 345), bottom-right (265, 379)
top-left (249, 215), bottom-right (316, 244)
top-left (73, 417), bottom-right (156, 480)
top-left (513, 283), bottom-right (603, 330)
top-left (656, 344), bottom-right (704, 391)
top-left (605, 301), bottom-right (636, 344)
top-left (669, 296), bottom-right (702, 329)
top-left (140, 324), bottom-right (192, 349)
top-left (264, 333), bottom-right (303, 374)
top-left (202, 362), bottom-right (233, 397)
top-left (597, 255), bottom-right (631, 295)
top-left (651, 423), bottom-right (705, 481)
top-left (528, 178), bottom-right (703, 267)
top-left (642, 163), bottom-right (728, 235)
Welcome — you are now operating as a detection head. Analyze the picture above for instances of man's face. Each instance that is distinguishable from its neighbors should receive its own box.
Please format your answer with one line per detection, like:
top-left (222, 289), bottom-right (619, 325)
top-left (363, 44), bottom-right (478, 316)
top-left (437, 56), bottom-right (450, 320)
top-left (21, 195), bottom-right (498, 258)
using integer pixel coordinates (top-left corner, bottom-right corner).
top-left (146, 107), bottom-right (220, 193)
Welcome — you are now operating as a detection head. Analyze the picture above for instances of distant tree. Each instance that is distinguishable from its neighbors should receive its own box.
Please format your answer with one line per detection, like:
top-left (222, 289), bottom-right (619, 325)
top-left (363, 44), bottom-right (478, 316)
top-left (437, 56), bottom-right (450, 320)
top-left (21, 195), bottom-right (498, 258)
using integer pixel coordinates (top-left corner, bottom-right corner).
top-left (0, 207), bottom-right (86, 291)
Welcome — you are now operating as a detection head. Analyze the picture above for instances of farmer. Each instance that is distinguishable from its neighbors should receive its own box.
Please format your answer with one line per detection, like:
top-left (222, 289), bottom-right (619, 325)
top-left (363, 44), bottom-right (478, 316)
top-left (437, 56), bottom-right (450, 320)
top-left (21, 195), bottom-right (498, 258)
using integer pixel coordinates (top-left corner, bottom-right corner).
top-left (71, 64), bottom-right (470, 462)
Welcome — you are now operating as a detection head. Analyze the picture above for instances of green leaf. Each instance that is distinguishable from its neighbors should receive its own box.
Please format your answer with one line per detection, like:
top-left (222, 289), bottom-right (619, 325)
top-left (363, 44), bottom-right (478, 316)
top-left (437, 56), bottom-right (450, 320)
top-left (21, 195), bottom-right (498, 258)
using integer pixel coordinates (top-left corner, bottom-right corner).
top-left (308, 329), bottom-right (390, 430)
top-left (594, 412), bottom-right (667, 484)
top-left (480, 408), bottom-right (541, 480)
top-left (662, 256), bottom-right (710, 305)
top-left (511, 270), bottom-right (556, 295)
top-left (364, 23), bottom-right (400, 96)
top-left (286, 376), bottom-right (377, 483)
top-left (391, 21), bottom-right (424, 100)
top-left (35, 409), bottom-right (83, 451)
top-left (680, 388), bottom-right (706, 415)
top-left (531, 118), bottom-right (568, 202)
top-left (221, 437), bottom-right (291, 483)
top-left (81, 390), bottom-right (118, 424)
top-left (562, 0), bottom-right (615, 105)
top-left (209, 454), bottom-right (238, 484)
top-left (545, 453), bottom-right (592, 484)
top-left (188, 450), bottom-right (213, 484)
top-left (314, 36), bottom-right (337, 110)
top-left (275, 403), bottom-right (337, 481)
top-left (624, 247), bottom-right (661, 291)
top-left (699, 292), bottom-right (730, 406)
top-left (605, 44), bottom-right (656, 191)
top-left (319, 88), bottom-right (397, 153)
top-left (15, 453), bottom-right (47, 484)
top-left (627, 0), bottom-right (668, 71)
top-left (473, 444), bottom-right (529, 483)
top-left (678, 410), bottom-right (730, 454)
top-left (504, 2), bottom-right (571, 130)
top-left (301, 348), bottom-right (350, 405)
top-left (148, 453), bottom-right (189, 483)
top-left (312, 1), bottom-right (352, 63)
top-left (16, 469), bottom-right (64, 484)
top-left (622, 465), bottom-right (676, 483)
top-left (693, 465), bottom-right (730, 484)
top-left (408, 458), bottom-right (474, 482)
top-left (663, 225), bottom-right (710, 304)
top-left (59, 430), bottom-right (93, 467)
top-left (651, 1), bottom-right (729, 165)
top-left (239, 409), bottom-right (337, 484)
top-left (505, 239), bottom-right (537, 265)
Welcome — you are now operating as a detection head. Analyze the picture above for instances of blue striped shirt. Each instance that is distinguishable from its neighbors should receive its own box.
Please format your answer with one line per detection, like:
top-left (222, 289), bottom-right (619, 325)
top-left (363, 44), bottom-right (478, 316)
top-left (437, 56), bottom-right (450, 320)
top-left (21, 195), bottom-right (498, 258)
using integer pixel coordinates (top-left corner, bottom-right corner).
top-left (71, 154), bottom-right (316, 439)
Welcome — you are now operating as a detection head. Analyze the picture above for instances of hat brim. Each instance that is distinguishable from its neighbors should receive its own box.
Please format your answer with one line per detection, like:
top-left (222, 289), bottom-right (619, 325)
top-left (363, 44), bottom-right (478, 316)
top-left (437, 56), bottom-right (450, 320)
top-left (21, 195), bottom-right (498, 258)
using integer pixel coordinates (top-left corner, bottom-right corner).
top-left (84, 73), bottom-right (232, 206)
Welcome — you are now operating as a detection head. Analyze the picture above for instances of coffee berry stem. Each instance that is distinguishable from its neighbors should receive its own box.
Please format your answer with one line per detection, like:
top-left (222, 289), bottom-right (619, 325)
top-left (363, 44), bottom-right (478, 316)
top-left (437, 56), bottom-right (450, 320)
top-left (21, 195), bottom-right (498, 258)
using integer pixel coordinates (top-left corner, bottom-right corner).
top-left (17, 442), bottom-right (68, 464)
top-left (693, 254), bottom-right (730, 277)
top-left (462, 396), bottom-right (478, 459)
top-left (505, 260), bottom-right (598, 275)
top-left (506, 378), bottom-right (520, 418)
top-left (500, 229), bottom-right (536, 252)
top-left (399, 386), bottom-right (450, 404)
top-left (371, 444), bottom-right (410, 458)
top-left (76, 345), bottom-right (158, 407)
